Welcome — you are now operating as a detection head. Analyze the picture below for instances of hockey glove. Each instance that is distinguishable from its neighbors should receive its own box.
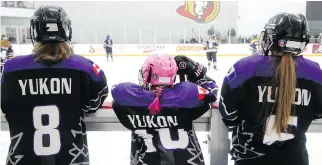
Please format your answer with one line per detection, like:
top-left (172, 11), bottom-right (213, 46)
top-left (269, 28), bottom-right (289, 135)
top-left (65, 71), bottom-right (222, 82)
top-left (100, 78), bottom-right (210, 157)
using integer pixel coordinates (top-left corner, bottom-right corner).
top-left (174, 55), bottom-right (207, 83)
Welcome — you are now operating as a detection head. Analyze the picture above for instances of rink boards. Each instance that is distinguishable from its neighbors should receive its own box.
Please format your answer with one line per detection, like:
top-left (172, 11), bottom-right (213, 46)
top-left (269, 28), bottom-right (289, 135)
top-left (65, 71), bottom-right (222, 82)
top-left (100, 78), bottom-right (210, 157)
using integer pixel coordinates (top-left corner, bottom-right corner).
top-left (0, 104), bottom-right (211, 132)
top-left (1, 105), bottom-right (322, 132)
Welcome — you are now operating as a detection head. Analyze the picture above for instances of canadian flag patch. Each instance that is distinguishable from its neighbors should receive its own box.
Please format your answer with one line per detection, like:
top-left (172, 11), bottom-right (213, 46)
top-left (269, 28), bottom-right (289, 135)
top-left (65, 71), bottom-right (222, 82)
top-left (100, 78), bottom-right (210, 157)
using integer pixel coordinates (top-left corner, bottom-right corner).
top-left (92, 63), bottom-right (101, 76)
top-left (197, 85), bottom-right (209, 100)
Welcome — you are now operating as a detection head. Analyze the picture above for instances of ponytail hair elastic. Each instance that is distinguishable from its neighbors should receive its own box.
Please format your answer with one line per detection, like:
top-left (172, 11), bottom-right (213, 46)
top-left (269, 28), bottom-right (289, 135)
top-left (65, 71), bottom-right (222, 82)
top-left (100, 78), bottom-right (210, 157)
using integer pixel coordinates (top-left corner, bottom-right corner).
top-left (148, 87), bottom-right (163, 115)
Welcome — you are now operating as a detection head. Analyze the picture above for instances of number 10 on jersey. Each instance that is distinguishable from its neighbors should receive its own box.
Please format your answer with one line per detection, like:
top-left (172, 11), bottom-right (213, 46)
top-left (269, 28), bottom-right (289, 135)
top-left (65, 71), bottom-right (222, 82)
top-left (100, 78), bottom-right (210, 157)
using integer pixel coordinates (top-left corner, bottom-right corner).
top-left (33, 105), bottom-right (61, 156)
top-left (135, 128), bottom-right (189, 152)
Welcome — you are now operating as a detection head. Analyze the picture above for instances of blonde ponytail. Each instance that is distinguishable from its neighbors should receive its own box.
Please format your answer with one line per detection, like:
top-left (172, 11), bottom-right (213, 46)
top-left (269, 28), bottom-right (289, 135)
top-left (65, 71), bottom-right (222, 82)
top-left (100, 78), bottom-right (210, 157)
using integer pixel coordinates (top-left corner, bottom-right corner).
top-left (273, 55), bottom-right (296, 134)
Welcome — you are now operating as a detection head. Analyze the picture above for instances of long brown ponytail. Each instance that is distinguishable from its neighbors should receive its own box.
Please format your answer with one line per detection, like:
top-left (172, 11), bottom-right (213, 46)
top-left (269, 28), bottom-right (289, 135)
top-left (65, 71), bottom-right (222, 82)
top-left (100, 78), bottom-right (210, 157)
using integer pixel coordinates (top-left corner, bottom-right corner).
top-left (273, 54), bottom-right (296, 134)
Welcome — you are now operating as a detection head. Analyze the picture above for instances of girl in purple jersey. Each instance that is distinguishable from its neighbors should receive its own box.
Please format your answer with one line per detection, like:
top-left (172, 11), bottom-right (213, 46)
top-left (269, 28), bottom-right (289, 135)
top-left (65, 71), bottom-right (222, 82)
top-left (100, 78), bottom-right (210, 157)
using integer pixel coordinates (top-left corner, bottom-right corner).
top-left (219, 13), bottom-right (322, 165)
top-left (111, 54), bottom-right (218, 165)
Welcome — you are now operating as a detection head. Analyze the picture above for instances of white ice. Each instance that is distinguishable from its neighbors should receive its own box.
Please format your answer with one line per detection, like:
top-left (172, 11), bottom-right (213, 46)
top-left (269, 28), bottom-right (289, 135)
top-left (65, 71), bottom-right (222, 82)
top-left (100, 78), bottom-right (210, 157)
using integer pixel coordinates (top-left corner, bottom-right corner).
top-left (1, 55), bottom-right (322, 165)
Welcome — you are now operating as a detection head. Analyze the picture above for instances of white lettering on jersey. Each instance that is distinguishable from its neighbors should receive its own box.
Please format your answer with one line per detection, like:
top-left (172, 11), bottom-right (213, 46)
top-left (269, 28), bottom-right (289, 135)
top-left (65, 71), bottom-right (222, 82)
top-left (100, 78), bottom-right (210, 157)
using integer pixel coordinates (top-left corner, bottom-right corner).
top-left (195, 64), bottom-right (203, 77)
top-left (158, 128), bottom-right (189, 149)
top-left (33, 105), bottom-right (61, 155)
top-left (134, 128), bottom-right (189, 153)
top-left (157, 116), bottom-right (168, 128)
top-left (146, 116), bottom-right (158, 128)
top-left (258, 86), bottom-right (311, 106)
top-left (127, 115), bottom-right (178, 129)
top-left (18, 78), bottom-right (72, 96)
top-left (136, 115), bottom-right (147, 127)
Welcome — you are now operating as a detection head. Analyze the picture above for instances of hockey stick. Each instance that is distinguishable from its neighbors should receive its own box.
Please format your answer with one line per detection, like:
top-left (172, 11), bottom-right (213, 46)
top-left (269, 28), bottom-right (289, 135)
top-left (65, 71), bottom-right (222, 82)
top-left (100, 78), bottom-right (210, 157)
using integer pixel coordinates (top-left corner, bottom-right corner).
top-left (192, 28), bottom-right (204, 43)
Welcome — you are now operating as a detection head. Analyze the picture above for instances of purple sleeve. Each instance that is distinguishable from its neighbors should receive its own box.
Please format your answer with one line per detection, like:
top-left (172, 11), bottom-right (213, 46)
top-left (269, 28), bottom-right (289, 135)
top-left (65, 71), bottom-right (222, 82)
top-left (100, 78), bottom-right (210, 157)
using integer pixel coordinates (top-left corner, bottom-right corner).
top-left (195, 77), bottom-right (218, 103)
top-left (111, 82), bottom-right (208, 109)
top-left (111, 82), bottom-right (155, 107)
top-left (219, 56), bottom-right (262, 128)
top-left (68, 56), bottom-right (108, 113)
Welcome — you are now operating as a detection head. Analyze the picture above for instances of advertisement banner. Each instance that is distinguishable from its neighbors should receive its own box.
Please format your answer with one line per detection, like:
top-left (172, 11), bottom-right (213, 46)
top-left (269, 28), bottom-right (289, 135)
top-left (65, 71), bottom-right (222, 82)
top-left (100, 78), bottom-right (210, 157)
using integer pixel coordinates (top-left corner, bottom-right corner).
top-left (175, 44), bottom-right (205, 54)
top-left (312, 44), bottom-right (322, 54)
top-left (10, 43), bottom-right (320, 57)
top-left (136, 44), bottom-right (167, 54)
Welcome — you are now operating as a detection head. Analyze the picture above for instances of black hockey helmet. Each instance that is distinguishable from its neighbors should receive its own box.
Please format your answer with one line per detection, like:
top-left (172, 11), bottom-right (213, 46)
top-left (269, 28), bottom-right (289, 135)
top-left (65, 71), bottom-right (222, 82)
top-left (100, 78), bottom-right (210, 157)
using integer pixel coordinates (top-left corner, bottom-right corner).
top-left (260, 12), bottom-right (310, 56)
top-left (30, 5), bottom-right (72, 44)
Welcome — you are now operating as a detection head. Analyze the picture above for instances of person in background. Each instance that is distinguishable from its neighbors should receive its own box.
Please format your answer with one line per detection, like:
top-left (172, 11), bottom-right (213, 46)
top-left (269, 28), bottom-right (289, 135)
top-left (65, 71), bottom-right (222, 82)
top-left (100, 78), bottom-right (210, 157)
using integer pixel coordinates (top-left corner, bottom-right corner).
top-left (111, 54), bottom-right (218, 165)
top-left (218, 12), bottom-right (321, 165)
top-left (89, 45), bottom-right (95, 53)
top-left (204, 35), bottom-right (219, 70)
top-left (1, 35), bottom-right (14, 73)
top-left (190, 37), bottom-right (198, 44)
top-left (180, 38), bottom-right (185, 44)
top-left (249, 36), bottom-right (259, 55)
top-left (104, 34), bottom-right (113, 62)
top-left (1, 5), bottom-right (108, 165)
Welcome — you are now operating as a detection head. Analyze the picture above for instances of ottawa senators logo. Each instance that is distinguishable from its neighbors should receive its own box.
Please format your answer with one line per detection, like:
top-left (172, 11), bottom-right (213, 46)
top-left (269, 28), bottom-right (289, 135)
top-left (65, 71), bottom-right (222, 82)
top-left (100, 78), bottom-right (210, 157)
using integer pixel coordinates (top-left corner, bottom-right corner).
top-left (176, 1), bottom-right (220, 24)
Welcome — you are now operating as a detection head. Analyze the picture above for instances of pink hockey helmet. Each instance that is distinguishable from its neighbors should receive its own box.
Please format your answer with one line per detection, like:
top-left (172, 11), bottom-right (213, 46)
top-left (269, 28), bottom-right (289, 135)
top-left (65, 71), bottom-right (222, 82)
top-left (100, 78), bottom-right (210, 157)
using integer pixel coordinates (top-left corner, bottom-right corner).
top-left (139, 54), bottom-right (178, 89)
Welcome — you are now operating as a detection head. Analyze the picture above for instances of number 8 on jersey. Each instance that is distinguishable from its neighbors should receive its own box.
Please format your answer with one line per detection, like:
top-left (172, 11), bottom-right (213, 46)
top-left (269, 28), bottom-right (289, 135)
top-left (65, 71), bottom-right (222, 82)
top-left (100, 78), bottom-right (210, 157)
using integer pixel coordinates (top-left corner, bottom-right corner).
top-left (33, 105), bottom-right (61, 156)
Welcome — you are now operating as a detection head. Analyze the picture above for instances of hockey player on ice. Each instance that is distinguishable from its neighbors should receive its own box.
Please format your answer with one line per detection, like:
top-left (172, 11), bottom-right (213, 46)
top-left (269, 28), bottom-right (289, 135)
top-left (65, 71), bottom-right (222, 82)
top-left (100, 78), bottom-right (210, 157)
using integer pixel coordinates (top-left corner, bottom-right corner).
top-left (204, 35), bottom-right (219, 70)
top-left (249, 35), bottom-right (259, 55)
top-left (1, 36), bottom-right (14, 74)
top-left (104, 34), bottom-right (113, 62)
top-left (111, 54), bottom-right (218, 165)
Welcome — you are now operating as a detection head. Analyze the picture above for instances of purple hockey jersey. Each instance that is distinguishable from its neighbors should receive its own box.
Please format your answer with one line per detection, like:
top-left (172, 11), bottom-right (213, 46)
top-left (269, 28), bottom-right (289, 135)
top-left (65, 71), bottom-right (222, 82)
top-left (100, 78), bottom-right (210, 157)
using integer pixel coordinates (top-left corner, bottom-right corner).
top-left (112, 81), bottom-right (217, 165)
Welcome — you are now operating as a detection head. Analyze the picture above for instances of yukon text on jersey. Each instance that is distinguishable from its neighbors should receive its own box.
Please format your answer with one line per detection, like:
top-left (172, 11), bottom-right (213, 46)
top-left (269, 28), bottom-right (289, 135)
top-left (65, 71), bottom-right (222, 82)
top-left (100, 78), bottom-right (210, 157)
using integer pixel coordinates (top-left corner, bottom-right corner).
top-left (258, 86), bottom-right (311, 106)
top-left (128, 115), bottom-right (178, 128)
top-left (18, 78), bottom-right (72, 95)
